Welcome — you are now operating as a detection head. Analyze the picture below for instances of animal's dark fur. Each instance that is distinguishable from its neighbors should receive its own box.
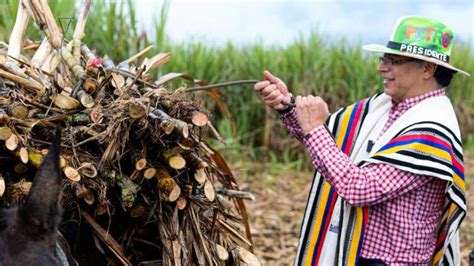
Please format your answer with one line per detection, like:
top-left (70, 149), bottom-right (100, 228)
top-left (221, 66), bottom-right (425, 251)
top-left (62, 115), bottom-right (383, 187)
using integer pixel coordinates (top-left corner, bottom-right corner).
top-left (0, 129), bottom-right (63, 265)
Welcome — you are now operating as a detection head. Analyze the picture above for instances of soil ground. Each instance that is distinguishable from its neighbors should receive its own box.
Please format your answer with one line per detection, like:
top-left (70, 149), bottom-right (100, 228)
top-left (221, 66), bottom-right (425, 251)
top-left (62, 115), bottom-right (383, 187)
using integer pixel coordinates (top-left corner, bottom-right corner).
top-left (234, 152), bottom-right (474, 265)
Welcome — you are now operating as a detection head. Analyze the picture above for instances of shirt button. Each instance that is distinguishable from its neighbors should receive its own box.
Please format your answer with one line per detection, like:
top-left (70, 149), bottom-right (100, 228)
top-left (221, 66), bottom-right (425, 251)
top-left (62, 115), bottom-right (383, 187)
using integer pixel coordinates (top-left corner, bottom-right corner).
top-left (322, 150), bottom-right (329, 156)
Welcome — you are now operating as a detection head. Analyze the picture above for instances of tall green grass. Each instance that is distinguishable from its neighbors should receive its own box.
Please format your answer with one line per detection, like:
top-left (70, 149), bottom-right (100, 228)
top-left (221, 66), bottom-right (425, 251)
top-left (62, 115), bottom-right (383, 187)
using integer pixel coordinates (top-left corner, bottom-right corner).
top-left (1, 0), bottom-right (473, 164)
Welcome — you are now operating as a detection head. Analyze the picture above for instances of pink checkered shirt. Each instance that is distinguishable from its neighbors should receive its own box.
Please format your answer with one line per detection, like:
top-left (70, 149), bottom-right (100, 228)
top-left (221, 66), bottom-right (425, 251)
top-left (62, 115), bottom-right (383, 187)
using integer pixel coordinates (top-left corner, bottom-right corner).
top-left (282, 89), bottom-right (448, 265)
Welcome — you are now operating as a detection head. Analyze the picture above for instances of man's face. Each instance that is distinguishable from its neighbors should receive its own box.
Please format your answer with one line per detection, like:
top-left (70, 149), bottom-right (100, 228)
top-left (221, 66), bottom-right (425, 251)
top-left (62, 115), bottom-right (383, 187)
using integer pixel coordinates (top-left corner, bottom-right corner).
top-left (377, 54), bottom-right (425, 103)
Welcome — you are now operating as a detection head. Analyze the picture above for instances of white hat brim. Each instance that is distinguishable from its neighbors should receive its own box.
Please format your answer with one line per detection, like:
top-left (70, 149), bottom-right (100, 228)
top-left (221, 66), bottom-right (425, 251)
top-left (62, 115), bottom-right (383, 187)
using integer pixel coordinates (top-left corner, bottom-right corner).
top-left (363, 44), bottom-right (471, 76)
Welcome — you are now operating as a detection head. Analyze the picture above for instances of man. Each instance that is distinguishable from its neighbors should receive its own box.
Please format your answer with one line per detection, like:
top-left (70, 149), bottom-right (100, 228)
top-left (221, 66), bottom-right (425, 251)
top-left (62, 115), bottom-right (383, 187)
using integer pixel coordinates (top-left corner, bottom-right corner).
top-left (255, 16), bottom-right (469, 265)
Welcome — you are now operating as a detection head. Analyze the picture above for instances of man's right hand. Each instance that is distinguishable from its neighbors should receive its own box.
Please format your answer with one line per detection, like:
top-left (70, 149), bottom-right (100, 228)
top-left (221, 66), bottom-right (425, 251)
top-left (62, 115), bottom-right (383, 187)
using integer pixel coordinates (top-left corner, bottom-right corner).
top-left (254, 70), bottom-right (292, 111)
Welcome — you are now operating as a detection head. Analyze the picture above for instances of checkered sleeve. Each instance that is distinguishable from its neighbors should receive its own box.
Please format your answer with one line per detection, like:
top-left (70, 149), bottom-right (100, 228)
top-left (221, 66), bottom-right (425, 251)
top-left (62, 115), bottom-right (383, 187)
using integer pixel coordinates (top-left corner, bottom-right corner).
top-left (280, 108), bottom-right (305, 142)
top-left (302, 125), bottom-right (436, 207)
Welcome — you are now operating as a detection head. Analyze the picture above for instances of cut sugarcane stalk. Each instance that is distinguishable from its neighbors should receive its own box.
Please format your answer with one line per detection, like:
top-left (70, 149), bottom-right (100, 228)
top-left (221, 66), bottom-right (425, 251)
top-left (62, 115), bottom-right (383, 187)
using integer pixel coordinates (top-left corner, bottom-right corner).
top-left (78, 162), bottom-right (97, 178)
top-left (190, 111), bottom-right (209, 127)
top-left (143, 167), bottom-right (156, 180)
top-left (135, 158), bottom-right (147, 171)
top-left (19, 147), bottom-right (28, 163)
top-left (64, 166), bottom-right (81, 182)
top-left (216, 244), bottom-right (229, 261)
top-left (77, 90), bottom-right (95, 108)
top-left (83, 77), bottom-right (97, 93)
top-left (0, 176), bottom-right (5, 197)
top-left (130, 205), bottom-right (146, 218)
top-left (194, 168), bottom-right (207, 184)
top-left (5, 134), bottom-right (19, 151)
top-left (0, 126), bottom-right (13, 140)
top-left (9, 104), bottom-right (29, 119)
top-left (177, 196), bottom-right (187, 210)
top-left (14, 163), bottom-right (28, 174)
top-left (203, 180), bottom-right (215, 202)
top-left (237, 247), bottom-right (261, 266)
top-left (163, 147), bottom-right (186, 170)
top-left (128, 102), bottom-right (147, 119)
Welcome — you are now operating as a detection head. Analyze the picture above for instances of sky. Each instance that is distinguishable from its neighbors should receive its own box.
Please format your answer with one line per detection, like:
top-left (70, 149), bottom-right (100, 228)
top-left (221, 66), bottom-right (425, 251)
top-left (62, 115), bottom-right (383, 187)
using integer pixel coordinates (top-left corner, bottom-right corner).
top-left (134, 0), bottom-right (474, 49)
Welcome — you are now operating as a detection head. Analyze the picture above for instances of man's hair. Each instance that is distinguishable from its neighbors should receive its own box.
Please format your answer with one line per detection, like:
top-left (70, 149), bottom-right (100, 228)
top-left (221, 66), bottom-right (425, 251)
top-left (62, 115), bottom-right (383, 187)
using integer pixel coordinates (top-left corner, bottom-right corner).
top-left (433, 65), bottom-right (456, 87)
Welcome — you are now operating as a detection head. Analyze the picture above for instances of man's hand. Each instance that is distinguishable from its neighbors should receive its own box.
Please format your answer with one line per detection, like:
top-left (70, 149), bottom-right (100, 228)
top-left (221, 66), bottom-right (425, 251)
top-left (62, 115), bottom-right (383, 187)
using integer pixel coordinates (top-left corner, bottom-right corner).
top-left (295, 95), bottom-right (329, 135)
top-left (254, 70), bottom-right (292, 111)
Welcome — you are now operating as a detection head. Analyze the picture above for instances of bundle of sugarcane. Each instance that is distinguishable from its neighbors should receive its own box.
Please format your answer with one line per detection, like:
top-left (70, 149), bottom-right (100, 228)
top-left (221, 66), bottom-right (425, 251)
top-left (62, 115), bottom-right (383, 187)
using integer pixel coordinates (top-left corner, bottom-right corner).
top-left (0, 0), bottom-right (260, 265)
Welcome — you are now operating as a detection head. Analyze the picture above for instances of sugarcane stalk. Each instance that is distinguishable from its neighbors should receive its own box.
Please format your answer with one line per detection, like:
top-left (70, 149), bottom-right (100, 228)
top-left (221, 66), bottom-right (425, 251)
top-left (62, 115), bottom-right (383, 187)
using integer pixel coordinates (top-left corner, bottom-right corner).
top-left (60, 46), bottom-right (86, 79)
top-left (124, 45), bottom-right (153, 64)
top-left (70, 0), bottom-right (93, 59)
top-left (216, 188), bottom-right (256, 201)
top-left (207, 120), bottom-right (224, 143)
top-left (140, 52), bottom-right (171, 74)
top-left (3, 61), bottom-right (42, 86)
top-left (40, 49), bottom-right (60, 73)
top-left (31, 38), bottom-right (52, 66)
top-left (7, 0), bottom-right (30, 65)
top-left (80, 44), bottom-right (96, 62)
top-left (25, 0), bottom-right (63, 48)
top-left (149, 108), bottom-right (189, 138)
top-left (186, 152), bottom-right (208, 169)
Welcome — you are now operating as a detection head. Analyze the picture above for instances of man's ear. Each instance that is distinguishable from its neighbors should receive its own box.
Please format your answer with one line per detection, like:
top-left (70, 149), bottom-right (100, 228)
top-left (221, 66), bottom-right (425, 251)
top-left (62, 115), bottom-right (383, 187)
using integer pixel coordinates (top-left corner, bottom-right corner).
top-left (422, 62), bottom-right (437, 79)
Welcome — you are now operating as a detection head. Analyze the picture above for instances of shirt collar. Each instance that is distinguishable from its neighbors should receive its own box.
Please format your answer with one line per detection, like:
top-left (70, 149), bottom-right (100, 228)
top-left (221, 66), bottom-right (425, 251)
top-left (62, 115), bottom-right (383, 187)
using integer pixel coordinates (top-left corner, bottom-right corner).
top-left (391, 88), bottom-right (446, 111)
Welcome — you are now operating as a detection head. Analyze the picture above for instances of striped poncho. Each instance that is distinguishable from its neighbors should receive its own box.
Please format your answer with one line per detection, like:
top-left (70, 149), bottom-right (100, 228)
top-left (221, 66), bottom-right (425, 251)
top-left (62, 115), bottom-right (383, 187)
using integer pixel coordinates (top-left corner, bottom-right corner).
top-left (295, 93), bottom-right (466, 265)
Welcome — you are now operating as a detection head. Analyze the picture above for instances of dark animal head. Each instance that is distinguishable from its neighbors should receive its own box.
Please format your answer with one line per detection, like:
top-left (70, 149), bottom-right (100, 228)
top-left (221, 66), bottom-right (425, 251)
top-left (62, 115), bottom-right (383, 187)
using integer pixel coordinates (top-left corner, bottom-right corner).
top-left (0, 129), bottom-right (63, 265)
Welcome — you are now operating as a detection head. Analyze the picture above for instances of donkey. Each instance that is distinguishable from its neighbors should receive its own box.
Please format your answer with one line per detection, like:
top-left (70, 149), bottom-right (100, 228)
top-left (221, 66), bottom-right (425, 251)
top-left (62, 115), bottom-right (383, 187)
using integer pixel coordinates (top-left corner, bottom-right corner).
top-left (0, 129), bottom-right (64, 265)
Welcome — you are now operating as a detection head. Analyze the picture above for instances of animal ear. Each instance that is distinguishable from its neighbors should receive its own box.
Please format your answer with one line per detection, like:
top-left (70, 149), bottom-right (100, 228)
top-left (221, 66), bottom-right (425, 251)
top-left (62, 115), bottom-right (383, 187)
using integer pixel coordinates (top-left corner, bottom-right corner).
top-left (18, 128), bottom-right (62, 234)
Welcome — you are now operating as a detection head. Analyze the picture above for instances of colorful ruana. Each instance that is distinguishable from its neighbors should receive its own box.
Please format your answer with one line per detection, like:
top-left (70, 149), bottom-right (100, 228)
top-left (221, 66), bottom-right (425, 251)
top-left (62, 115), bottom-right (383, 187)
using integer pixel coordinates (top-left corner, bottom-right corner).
top-left (294, 93), bottom-right (466, 265)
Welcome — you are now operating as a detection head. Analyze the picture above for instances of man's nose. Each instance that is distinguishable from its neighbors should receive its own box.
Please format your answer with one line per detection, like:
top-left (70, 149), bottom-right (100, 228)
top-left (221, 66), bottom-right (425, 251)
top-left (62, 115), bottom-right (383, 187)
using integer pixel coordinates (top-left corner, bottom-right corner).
top-left (377, 62), bottom-right (389, 72)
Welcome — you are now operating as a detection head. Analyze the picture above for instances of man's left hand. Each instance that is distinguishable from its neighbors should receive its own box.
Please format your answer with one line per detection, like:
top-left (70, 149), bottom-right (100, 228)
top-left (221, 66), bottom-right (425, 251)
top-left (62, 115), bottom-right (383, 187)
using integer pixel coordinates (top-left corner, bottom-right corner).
top-left (295, 95), bottom-right (330, 135)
